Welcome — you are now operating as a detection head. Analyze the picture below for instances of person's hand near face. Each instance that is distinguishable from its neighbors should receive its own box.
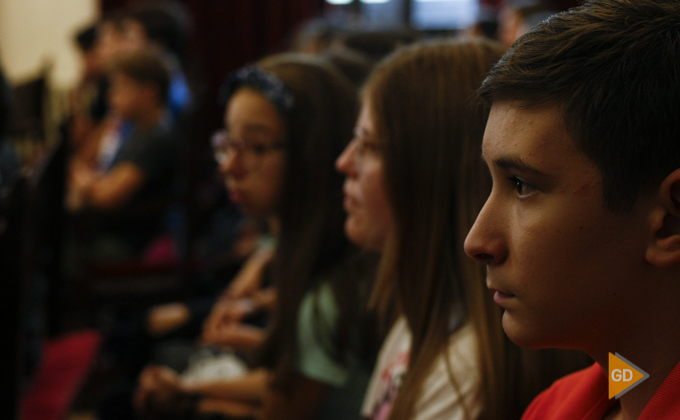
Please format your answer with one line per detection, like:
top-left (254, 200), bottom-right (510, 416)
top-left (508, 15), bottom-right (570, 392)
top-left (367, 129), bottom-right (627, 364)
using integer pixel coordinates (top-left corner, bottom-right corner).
top-left (134, 365), bottom-right (184, 413)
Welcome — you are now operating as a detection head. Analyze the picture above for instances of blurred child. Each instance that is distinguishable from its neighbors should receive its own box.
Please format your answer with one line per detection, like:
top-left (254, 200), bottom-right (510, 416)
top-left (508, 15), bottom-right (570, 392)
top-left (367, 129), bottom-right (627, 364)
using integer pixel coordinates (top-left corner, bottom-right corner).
top-left (68, 49), bottom-right (178, 259)
top-left (133, 54), bottom-right (377, 420)
top-left (122, 5), bottom-right (192, 120)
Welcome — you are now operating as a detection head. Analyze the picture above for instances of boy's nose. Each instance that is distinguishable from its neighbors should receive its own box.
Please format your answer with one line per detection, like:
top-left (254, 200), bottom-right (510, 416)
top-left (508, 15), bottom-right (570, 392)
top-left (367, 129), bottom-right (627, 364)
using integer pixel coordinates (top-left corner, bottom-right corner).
top-left (464, 200), bottom-right (508, 266)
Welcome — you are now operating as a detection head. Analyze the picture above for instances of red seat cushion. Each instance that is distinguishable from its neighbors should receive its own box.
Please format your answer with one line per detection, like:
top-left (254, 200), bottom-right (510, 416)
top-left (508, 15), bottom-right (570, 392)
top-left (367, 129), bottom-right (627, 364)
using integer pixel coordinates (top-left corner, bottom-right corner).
top-left (21, 330), bottom-right (101, 420)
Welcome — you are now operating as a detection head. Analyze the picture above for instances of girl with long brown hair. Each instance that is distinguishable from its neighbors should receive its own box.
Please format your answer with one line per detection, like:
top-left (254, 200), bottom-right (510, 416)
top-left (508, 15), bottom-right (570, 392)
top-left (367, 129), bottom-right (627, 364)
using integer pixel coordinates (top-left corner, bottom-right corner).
top-left (335, 36), bottom-right (528, 420)
top-left (337, 37), bottom-right (505, 420)
top-left (135, 53), bottom-right (377, 420)
top-left (337, 36), bottom-right (591, 420)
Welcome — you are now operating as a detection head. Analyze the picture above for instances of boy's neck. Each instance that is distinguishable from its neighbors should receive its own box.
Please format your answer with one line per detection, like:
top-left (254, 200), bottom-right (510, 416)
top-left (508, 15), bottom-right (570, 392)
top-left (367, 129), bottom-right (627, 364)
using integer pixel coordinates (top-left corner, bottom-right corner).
top-left (604, 355), bottom-right (679, 420)
top-left (590, 277), bottom-right (680, 420)
top-left (130, 106), bottom-right (165, 130)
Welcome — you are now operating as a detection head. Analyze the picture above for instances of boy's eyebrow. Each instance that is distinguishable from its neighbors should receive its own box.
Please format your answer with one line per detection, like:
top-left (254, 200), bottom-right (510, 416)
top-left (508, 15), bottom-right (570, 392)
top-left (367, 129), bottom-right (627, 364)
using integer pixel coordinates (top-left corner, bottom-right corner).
top-left (493, 156), bottom-right (548, 177)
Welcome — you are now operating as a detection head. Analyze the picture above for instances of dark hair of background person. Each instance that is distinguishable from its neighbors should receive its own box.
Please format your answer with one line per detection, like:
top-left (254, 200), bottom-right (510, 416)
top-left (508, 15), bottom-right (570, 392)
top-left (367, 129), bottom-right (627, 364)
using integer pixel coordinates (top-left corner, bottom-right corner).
top-left (320, 47), bottom-right (374, 90)
top-left (250, 54), bottom-right (377, 391)
top-left (75, 25), bottom-right (98, 52)
top-left (339, 29), bottom-right (422, 63)
top-left (289, 17), bottom-right (337, 55)
top-left (130, 7), bottom-right (188, 62)
top-left (109, 50), bottom-right (171, 105)
top-left (506, 0), bottom-right (561, 12)
top-left (480, 0), bottom-right (680, 212)
top-left (477, 20), bottom-right (500, 40)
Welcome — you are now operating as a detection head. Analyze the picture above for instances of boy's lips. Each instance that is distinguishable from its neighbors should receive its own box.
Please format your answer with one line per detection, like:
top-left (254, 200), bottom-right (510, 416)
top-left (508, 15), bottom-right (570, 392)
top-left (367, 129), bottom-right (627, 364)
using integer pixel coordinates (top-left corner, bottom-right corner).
top-left (493, 290), bottom-right (516, 305)
top-left (488, 283), bottom-right (516, 305)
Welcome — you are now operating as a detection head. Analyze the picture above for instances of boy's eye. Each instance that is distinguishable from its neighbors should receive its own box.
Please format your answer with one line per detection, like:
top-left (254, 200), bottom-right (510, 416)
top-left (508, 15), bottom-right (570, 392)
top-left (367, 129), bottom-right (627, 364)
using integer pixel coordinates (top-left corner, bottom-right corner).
top-left (510, 176), bottom-right (535, 198)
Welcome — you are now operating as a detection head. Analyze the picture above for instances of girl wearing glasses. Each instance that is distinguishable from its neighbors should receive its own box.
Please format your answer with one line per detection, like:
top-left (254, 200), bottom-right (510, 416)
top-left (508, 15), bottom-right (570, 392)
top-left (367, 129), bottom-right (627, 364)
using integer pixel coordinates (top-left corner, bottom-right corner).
top-left (135, 54), bottom-right (377, 420)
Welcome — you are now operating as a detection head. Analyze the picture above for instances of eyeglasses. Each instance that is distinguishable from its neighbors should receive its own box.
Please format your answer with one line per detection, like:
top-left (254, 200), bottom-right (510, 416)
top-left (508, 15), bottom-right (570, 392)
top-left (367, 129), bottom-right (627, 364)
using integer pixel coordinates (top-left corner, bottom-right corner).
top-left (353, 137), bottom-right (381, 156)
top-left (349, 129), bottom-right (382, 167)
top-left (211, 130), bottom-right (286, 167)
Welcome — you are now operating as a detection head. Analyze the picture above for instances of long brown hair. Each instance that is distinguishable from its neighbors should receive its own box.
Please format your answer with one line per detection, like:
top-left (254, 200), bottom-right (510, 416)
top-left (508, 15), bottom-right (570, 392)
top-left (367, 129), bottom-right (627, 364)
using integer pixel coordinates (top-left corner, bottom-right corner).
top-left (251, 54), bottom-right (376, 390)
top-left (366, 37), bottom-right (594, 420)
top-left (365, 38), bottom-right (506, 420)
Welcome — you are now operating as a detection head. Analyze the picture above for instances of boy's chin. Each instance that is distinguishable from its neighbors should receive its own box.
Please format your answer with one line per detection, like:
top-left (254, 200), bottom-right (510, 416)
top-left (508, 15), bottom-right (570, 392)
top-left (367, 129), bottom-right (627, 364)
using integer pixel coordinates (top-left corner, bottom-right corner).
top-left (502, 312), bottom-right (560, 349)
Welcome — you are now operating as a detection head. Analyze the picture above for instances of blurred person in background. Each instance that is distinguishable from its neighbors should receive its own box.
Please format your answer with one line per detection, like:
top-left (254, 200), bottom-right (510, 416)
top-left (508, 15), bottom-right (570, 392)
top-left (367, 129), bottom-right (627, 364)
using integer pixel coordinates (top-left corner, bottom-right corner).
top-left (67, 49), bottom-right (179, 262)
top-left (122, 3), bottom-right (192, 120)
top-left (337, 37), bottom-right (505, 420)
top-left (72, 5), bottom-right (190, 183)
top-left (461, 4), bottom-right (500, 41)
top-left (130, 54), bottom-right (378, 420)
top-left (69, 15), bottom-right (127, 171)
top-left (69, 25), bottom-right (104, 149)
top-left (498, 0), bottom-right (561, 49)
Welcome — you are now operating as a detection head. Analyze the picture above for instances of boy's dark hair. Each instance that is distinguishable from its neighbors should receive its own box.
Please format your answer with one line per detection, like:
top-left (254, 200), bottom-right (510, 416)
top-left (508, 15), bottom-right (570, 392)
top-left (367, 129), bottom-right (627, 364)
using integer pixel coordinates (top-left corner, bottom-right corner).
top-left (110, 51), bottom-right (170, 105)
top-left (75, 25), bottom-right (97, 52)
top-left (480, 0), bottom-right (680, 211)
top-left (130, 8), bottom-right (186, 59)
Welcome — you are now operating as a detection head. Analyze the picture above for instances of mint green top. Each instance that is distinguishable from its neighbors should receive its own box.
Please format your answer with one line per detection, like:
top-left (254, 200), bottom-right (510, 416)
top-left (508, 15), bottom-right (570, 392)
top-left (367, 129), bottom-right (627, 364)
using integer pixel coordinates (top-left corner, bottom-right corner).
top-left (296, 282), bottom-right (371, 420)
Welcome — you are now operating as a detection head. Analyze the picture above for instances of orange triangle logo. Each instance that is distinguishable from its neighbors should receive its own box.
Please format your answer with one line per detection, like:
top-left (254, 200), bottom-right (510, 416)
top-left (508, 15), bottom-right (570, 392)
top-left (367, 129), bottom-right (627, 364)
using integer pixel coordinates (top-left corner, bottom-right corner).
top-left (608, 352), bottom-right (649, 399)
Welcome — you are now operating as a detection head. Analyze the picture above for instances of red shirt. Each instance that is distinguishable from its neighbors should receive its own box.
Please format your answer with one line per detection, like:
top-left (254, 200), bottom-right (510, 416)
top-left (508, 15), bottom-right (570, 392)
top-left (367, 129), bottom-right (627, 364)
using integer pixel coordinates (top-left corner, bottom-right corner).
top-left (522, 361), bottom-right (680, 420)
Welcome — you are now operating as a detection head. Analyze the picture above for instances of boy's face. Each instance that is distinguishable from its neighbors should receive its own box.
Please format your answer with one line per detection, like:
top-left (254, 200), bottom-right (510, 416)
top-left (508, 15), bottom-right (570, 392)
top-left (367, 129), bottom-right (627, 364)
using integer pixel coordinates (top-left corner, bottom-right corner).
top-left (96, 22), bottom-right (124, 69)
top-left (108, 73), bottom-right (151, 120)
top-left (122, 19), bottom-right (148, 53)
top-left (464, 102), bottom-right (652, 350)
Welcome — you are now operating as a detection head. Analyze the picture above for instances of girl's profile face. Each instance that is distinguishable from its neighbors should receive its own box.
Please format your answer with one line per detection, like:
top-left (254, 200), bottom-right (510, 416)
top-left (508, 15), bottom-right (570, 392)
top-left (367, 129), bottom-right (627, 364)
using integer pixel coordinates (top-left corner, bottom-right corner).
top-left (336, 99), bottom-right (392, 251)
top-left (218, 87), bottom-right (287, 219)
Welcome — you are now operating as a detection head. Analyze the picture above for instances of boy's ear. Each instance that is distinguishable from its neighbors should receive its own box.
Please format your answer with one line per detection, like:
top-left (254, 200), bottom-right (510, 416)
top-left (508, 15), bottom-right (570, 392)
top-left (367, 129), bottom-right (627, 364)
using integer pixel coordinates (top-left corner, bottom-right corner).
top-left (646, 168), bottom-right (680, 268)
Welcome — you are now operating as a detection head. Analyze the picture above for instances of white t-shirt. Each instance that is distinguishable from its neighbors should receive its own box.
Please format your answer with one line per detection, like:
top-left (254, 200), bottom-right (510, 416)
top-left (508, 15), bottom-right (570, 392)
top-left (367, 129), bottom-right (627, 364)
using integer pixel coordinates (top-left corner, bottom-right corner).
top-left (361, 316), bottom-right (481, 420)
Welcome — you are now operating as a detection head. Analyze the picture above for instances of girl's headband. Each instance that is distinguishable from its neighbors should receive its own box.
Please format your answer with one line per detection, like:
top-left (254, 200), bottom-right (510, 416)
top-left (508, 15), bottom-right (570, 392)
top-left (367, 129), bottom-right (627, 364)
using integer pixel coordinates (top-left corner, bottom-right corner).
top-left (218, 65), bottom-right (294, 114)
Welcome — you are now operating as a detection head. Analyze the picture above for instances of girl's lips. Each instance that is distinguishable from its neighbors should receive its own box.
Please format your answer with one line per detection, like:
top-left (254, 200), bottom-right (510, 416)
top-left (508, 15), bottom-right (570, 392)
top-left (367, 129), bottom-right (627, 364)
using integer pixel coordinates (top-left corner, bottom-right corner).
top-left (343, 193), bottom-right (359, 212)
